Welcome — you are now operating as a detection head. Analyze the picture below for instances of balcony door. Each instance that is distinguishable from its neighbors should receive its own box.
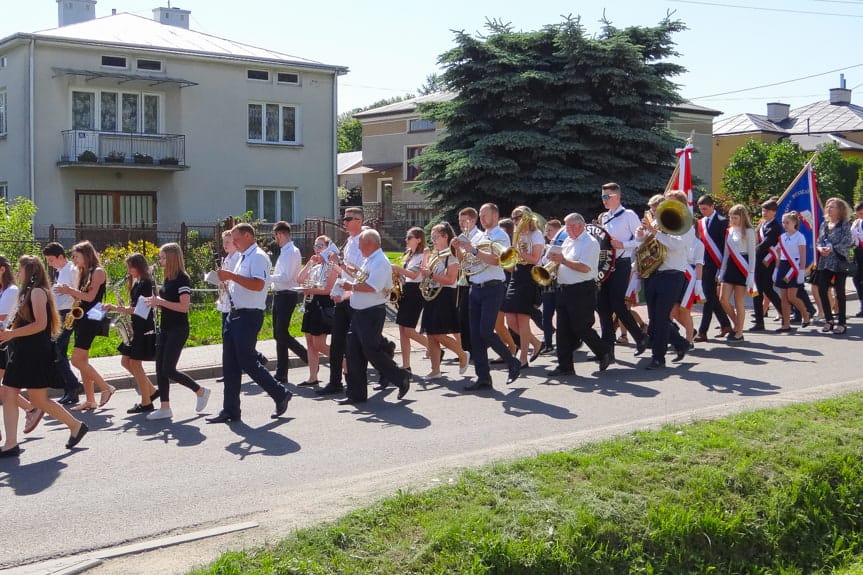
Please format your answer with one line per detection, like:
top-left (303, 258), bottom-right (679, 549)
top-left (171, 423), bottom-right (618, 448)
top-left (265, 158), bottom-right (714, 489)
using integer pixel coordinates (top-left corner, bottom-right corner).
top-left (75, 191), bottom-right (157, 245)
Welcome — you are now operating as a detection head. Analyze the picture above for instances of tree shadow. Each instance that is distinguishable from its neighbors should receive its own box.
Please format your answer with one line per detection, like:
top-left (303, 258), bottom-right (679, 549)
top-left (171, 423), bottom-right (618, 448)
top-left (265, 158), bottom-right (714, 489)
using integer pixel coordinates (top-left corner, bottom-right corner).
top-left (224, 420), bottom-right (301, 459)
top-left (0, 448), bottom-right (77, 495)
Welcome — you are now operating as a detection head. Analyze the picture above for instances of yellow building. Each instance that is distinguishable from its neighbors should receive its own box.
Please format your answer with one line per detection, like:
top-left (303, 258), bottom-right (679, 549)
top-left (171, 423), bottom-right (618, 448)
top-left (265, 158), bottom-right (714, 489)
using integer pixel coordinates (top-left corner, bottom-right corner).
top-left (712, 81), bottom-right (863, 193)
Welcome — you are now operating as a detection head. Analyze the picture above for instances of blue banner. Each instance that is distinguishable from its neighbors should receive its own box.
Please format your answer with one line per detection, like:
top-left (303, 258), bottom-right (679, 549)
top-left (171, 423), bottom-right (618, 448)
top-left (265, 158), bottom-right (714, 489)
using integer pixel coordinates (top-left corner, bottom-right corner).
top-left (776, 162), bottom-right (822, 270)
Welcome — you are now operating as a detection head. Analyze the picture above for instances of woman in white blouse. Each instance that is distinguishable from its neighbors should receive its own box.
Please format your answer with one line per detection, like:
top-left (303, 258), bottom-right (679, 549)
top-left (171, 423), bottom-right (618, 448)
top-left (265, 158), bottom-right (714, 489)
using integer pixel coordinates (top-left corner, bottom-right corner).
top-left (718, 204), bottom-right (756, 342)
top-left (774, 212), bottom-right (809, 332)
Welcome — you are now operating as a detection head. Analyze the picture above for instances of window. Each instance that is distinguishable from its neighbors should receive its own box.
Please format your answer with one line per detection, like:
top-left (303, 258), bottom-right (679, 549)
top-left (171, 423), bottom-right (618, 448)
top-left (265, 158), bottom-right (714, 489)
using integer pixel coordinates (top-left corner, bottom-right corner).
top-left (277, 72), bottom-right (299, 85)
top-left (72, 91), bottom-right (95, 130)
top-left (247, 103), bottom-right (298, 144)
top-left (247, 70), bottom-right (269, 81)
top-left (0, 183), bottom-right (7, 201)
top-left (136, 59), bottom-right (162, 72)
top-left (405, 146), bottom-right (426, 181)
top-left (0, 57), bottom-right (6, 69)
top-left (76, 191), bottom-right (155, 226)
top-left (73, 90), bottom-right (161, 133)
top-left (245, 188), bottom-right (294, 222)
top-left (409, 118), bottom-right (436, 132)
top-left (101, 55), bottom-right (127, 68)
top-left (0, 91), bottom-right (6, 136)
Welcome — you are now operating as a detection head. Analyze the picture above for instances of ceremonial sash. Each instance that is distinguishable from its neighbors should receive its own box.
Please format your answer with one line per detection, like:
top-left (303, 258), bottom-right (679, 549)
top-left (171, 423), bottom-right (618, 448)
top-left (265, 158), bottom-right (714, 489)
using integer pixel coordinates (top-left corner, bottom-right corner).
top-left (625, 270), bottom-right (640, 303)
top-left (758, 224), bottom-right (777, 265)
top-left (725, 229), bottom-right (750, 277)
top-left (680, 264), bottom-right (699, 309)
top-left (699, 218), bottom-right (722, 267)
top-left (777, 235), bottom-right (801, 282)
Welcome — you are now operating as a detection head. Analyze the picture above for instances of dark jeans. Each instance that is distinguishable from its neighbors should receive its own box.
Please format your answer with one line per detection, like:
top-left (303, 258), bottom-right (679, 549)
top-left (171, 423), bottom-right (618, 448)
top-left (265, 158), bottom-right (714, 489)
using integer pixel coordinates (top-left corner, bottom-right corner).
top-left (221, 309), bottom-right (290, 417)
top-left (698, 263), bottom-right (730, 334)
top-left (753, 262), bottom-right (782, 325)
top-left (469, 281), bottom-right (516, 382)
top-left (597, 258), bottom-right (643, 350)
top-left (345, 305), bottom-right (408, 401)
top-left (555, 282), bottom-right (607, 372)
top-left (328, 301), bottom-right (354, 387)
top-left (56, 310), bottom-right (80, 395)
top-left (156, 323), bottom-right (200, 403)
top-left (645, 271), bottom-right (688, 363)
top-left (457, 285), bottom-right (471, 353)
top-left (541, 290), bottom-right (556, 345)
top-left (273, 291), bottom-right (308, 380)
top-left (818, 269), bottom-right (848, 325)
top-left (854, 249), bottom-right (863, 311)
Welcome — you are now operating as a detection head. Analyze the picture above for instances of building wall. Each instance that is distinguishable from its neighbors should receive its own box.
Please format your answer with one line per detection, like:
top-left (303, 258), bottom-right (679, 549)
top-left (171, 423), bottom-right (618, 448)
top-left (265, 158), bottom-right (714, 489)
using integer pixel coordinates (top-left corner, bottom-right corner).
top-left (667, 112), bottom-right (715, 189)
top-left (711, 132), bottom-right (781, 193)
top-left (0, 41), bottom-right (31, 202)
top-left (362, 119), bottom-right (406, 137)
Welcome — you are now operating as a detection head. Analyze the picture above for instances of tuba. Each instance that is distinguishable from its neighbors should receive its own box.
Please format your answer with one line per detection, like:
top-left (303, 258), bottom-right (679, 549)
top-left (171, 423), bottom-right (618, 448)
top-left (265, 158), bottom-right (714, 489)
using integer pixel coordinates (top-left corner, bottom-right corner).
top-left (420, 249), bottom-right (450, 301)
top-left (635, 199), bottom-right (693, 278)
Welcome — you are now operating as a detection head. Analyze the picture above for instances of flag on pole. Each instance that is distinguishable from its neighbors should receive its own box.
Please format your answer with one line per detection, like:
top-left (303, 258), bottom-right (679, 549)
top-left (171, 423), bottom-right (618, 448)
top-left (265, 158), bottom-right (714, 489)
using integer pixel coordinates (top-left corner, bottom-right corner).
top-left (666, 138), bottom-right (694, 210)
top-left (776, 158), bottom-right (823, 271)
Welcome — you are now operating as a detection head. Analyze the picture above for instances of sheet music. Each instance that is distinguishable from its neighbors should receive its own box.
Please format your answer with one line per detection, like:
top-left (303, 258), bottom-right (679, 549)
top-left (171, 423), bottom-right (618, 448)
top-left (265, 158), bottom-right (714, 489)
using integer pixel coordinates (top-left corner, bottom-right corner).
top-left (133, 295), bottom-right (150, 320)
top-left (86, 303), bottom-right (106, 321)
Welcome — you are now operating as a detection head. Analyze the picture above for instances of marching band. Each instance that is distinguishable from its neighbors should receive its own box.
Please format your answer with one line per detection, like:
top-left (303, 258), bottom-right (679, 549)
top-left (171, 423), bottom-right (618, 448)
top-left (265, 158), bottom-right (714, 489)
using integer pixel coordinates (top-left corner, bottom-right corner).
top-left (0, 190), bottom-right (858, 458)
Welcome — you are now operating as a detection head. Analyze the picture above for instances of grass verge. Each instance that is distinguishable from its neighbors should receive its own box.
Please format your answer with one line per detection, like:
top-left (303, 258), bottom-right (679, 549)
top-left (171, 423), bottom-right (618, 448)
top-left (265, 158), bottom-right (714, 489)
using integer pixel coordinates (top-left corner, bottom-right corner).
top-left (190, 393), bottom-right (863, 574)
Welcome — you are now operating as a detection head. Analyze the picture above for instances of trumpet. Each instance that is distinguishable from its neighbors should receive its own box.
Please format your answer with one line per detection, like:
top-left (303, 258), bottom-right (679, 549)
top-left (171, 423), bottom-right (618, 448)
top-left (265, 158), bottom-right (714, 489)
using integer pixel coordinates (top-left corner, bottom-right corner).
top-left (530, 261), bottom-right (560, 287)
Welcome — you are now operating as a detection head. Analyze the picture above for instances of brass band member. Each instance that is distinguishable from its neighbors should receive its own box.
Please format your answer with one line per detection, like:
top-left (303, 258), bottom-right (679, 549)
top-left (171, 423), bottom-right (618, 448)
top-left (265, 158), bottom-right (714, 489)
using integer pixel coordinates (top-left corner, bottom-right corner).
top-left (43, 242), bottom-right (82, 405)
top-left (297, 235), bottom-right (338, 386)
top-left (270, 221), bottom-right (309, 384)
top-left (393, 227), bottom-right (429, 374)
top-left (456, 207), bottom-right (482, 355)
top-left (539, 219), bottom-right (568, 355)
top-left (546, 213), bottom-right (612, 377)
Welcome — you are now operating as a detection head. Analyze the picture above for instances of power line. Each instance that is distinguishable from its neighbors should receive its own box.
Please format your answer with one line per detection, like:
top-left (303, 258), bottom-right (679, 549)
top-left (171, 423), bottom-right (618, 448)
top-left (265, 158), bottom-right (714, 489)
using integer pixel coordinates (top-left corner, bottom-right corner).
top-left (689, 63), bottom-right (863, 100)
top-left (669, 0), bottom-right (863, 17)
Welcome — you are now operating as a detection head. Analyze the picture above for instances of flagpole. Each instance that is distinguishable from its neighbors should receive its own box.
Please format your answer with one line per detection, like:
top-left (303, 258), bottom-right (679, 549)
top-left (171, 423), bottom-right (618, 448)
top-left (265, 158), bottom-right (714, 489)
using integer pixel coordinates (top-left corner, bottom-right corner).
top-left (777, 152), bottom-right (819, 204)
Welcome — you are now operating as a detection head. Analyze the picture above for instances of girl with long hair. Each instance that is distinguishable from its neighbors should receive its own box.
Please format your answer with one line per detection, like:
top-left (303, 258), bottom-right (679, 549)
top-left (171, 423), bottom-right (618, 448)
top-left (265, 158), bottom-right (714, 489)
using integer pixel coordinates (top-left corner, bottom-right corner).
top-left (55, 240), bottom-right (115, 411)
top-left (145, 243), bottom-right (210, 420)
top-left (0, 256), bottom-right (87, 457)
top-left (718, 204), bottom-right (756, 342)
top-left (297, 235), bottom-right (338, 385)
top-left (392, 227), bottom-right (429, 373)
top-left (102, 253), bottom-right (159, 413)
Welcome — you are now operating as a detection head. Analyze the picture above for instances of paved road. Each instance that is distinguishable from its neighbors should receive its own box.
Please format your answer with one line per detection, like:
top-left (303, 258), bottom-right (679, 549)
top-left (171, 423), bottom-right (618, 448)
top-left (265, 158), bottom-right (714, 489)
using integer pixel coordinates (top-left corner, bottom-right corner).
top-left (2, 313), bottom-right (862, 574)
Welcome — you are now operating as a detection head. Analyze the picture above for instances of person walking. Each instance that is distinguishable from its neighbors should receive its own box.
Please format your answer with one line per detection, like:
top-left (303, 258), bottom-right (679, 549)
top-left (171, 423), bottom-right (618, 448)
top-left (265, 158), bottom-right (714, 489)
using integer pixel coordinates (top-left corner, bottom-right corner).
top-left (270, 221), bottom-right (308, 383)
top-left (42, 242), bottom-right (82, 405)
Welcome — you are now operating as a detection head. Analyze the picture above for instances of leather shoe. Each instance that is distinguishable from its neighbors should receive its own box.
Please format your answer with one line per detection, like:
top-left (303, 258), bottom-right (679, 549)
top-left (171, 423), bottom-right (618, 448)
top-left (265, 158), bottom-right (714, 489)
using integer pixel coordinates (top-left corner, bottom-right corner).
top-left (645, 359), bottom-right (666, 370)
top-left (672, 343), bottom-right (689, 363)
top-left (315, 384), bottom-right (343, 395)
top-left (206, 412), bottom-right (241, 424)
top-left (271, 392), bottom-right (292, 419)
top-left (506, 360), bottom-right (521, 385)
top-left (717, 326), bottom-right (732, 337)
top-left (748, 324), bottom-right (766, 332)
top-left (60, 394), bottom-right (79, 405)
top-left (464, 379), bottom-right (492, 392)
top-left (693, 333), bottom-right (708, 343)
top-left (397, 373), bottom-right (410, 400)
top-left (634, 337), bottom-right (647, 356)
top-left (547, 367), bottom-right (574, 377)
top-left (0, 444), bottom-right (21, 458)
top-left (598, 352), bottom-right (612, 372)
top-left (66, 422), bottom-right (89, 449)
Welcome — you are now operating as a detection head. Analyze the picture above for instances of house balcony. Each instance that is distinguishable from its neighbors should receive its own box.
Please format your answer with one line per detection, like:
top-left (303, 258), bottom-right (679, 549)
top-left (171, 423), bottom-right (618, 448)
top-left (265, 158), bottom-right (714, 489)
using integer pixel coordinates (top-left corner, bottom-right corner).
top-left (58, 130), bottom-right (188, 170)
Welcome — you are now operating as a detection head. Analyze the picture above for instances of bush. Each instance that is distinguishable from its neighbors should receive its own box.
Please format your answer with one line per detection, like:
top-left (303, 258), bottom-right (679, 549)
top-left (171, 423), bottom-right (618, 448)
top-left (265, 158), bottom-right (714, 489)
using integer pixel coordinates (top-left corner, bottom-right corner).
top-left (0, 198), bottom-right (40, 264)
top-left (77, 150), bottom-right (97, 162)
top-left (99, 240), bottom-right (160, 284)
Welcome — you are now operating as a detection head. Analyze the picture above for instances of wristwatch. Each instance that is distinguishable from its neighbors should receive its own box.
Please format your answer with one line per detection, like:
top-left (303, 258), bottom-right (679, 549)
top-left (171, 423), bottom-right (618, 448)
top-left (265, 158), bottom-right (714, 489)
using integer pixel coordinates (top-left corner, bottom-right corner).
top-left (471, 247), bottom-right (478, 256)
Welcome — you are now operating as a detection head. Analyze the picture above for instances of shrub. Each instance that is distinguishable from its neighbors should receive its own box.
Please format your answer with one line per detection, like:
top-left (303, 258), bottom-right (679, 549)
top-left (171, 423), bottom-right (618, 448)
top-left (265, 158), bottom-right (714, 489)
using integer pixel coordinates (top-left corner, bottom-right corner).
top-left (77, 150), bottom-right (97, 162)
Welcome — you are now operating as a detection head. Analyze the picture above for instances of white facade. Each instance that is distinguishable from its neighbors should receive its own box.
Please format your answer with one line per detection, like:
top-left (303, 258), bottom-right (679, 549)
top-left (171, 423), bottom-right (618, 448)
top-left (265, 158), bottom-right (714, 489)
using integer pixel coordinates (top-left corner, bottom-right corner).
top-left (0, 12), bottom-right (346, 236)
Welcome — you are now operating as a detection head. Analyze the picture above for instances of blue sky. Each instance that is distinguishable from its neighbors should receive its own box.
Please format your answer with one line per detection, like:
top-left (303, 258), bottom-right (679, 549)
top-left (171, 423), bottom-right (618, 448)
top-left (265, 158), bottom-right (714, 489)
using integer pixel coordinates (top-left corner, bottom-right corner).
top-left (3, 0), bottom-right (862, 117)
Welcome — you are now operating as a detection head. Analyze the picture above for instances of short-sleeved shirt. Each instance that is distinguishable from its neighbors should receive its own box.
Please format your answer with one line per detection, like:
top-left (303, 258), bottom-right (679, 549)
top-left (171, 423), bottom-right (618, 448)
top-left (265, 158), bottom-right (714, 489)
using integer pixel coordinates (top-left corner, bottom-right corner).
top-left (160, 272), bottom-right (192, 329)
top-left (557, 231), bottom-right (599, 285)
top-left (779, 231), bottom-right (806, 264)
top-left (0, 284), bottom-right (20, 324)
top-left (229, 243), bottom-right (271, 309)
top-left (469, 226), bottom-right (510, 285)
top-left (130, 279), bottom-right (155, 334)
top-left (350, 248), bottom-right (393, 310)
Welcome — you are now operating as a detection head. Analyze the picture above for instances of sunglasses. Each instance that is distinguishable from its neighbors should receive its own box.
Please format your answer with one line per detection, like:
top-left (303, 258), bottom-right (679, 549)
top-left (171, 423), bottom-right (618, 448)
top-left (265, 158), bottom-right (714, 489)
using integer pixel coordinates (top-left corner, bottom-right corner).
top-left (313, 243), bottom-right (325, 249)
top-left (601, 194), bottom-right (617, 200)
top-left (342, 216), bottom-right (358, 222)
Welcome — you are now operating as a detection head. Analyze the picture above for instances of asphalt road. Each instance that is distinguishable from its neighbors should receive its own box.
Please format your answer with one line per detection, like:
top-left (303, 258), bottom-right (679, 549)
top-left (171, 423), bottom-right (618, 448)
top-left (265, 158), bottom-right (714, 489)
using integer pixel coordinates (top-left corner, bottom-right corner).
top-left (2, 318), bottom-right (862, 574)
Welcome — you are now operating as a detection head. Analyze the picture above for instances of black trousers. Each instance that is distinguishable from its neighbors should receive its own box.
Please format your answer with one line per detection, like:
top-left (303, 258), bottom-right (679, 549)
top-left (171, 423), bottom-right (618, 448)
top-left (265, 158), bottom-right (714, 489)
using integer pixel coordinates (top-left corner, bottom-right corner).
top-left (556, 282), bottom-right (608, 372)
top-left (272, 291), bottom-right (308, 380)
top-left (645, 271), bottom-right (688, 363)
top-left (457, 284), bottom-right (471, 353)
top-left (156, 323), bottom-right (200, 403)
top-left (346, 305), bottom-right (408, 401)
top-left (327, 301), bottom-right (354, 387)
top-left (818, 269), bottom-right (848, 325)
top-left (597, 258), bottom-right (643, 351)
top-left (854, 249), bottom-right (863, 311)
top-left (698, 262), bottom-right (730, 334)
top-left (753, 262), bottom-right (782, 325)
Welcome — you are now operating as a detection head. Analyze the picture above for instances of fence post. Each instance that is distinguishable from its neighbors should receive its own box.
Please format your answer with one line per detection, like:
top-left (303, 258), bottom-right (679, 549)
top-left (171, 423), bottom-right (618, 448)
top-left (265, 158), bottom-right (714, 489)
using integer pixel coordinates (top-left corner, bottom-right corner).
top-left (48, 224), bottom-right (56, 242)
top-left (180, 222), bottom-right (187, 254)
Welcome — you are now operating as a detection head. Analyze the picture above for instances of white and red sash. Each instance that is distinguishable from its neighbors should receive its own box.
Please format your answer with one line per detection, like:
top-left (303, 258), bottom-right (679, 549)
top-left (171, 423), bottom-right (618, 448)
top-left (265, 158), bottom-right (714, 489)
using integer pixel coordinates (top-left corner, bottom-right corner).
top-left (625, 270), bottom-right (640, 303)
top-left (680, 264), bottom-right (699, 309)
top-left (699, 218), bottom-right (722, 267)
top-left (726, 229), bottom-right (757, 295)
top-left (757, 223), bottom-right (777, 265)
top-left (777, 235), bottom-right (801, 282)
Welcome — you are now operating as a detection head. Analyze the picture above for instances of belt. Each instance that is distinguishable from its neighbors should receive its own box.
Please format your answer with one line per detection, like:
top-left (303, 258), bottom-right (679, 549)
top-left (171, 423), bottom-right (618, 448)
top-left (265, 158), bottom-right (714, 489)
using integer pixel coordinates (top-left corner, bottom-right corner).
top-left (233, 307), bottom-right (263, 312)
top-left (274, 289), bottom-right (297, 295)
top-left (470, 279), bottom-right (503, 288)
top-left (558, 280), bottom-right (594, 288)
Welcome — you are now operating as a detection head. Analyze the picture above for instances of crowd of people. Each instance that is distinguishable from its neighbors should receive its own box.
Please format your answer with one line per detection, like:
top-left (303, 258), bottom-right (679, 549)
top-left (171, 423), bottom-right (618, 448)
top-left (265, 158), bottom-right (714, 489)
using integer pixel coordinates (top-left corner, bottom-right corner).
top-left (0, 186), bottom-right (861, 459)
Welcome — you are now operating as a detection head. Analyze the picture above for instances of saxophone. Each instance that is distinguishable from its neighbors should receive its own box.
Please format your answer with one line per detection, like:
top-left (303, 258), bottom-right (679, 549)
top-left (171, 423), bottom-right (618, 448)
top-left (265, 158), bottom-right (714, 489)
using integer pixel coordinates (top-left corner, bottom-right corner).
top-left (64, 269), bottom-right (92, 330)
top-left (110, 275), bottom-right (133, 346)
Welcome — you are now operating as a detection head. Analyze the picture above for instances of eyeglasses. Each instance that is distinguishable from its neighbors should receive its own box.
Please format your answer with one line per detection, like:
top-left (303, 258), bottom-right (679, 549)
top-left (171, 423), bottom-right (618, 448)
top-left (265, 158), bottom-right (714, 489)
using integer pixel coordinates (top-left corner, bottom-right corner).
top-left (342, 216), bottom-right (358, 222)
top-left (313, 243), bottom-right (325, 249)
top-left (601, 194), bottom-right (617, 200)
top-left (513, 215), bottom-right (522, 221)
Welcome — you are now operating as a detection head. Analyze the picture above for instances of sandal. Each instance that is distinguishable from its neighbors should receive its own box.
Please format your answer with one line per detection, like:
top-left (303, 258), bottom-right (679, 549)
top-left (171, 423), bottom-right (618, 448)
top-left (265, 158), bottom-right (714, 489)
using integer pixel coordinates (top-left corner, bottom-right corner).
top-left (820, 322), bottom-right (834, 333)
top-left (99, 386), bottom-right (116, 407)
top-left (616, 335), bottom-right (629, 344)
top-left (23, 408), bottom-right (44, 434)
top-left (71, 402), bottom-right (98, 412)
top-left (833, 324), bottom-right (847, 335)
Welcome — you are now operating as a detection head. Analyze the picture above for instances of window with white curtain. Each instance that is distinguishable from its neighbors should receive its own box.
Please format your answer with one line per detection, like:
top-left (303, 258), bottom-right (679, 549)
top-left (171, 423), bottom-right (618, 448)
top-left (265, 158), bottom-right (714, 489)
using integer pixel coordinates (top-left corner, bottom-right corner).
top-left (245, 188), bottom-right (294, 222)
top-left (247, 103), bottom-right (299, 144)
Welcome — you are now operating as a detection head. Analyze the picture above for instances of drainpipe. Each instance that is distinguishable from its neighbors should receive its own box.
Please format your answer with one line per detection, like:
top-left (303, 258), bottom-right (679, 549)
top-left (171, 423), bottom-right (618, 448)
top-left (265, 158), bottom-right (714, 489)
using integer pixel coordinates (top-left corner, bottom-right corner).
top-left (28, 38), bottom-right (35, 203)
top-left (332, 72), bottom-right (338, 220)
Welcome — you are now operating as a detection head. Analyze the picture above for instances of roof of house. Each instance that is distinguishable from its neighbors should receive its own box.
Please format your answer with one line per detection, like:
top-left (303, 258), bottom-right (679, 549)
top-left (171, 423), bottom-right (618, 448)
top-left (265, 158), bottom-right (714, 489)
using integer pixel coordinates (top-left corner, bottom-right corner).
top-left (668, 101), bottom-right (723, 116)
top-left (714, 99), bottom-right (863, 136)
top-left (789, 133), bottom-right (863, 152)
top-left (337, 151), bottom-right (363, 174)
top-left (353, 92), bottom-right (457, 119)
top-left (0, 12), bottom-right (347, 73)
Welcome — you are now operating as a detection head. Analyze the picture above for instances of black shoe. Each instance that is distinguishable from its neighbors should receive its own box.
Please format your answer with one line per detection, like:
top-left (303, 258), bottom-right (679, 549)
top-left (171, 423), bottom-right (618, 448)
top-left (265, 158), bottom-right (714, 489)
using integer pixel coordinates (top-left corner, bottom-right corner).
top-left (315, 384), bottom-right (343, 395)
top-left (547, 367), bottom-right (574, 377)
top-left (66, 423), bottom-right (89, 449)
top-left (506, 360), bottom-right (521, 385)
top-left (298, 379), bottom-right (320, 387)
top-left (598, 352), bottom-right (612, 372)
top-left (541, 342), bottom-right (556, 355)
top-left (59, 394), bottom-right (77, 405)
top-left (338, 397), bottom-right (367, 405)
top-left (748, 324), bottom-right (766, 332)
top-left (634, 337), bottom-right (648, 356)
top-left (0, 445), bottom-right (21, 458)
top-left (397, 372), bottom-right (410, 399)
top-left (256, 352), bottom-right (268, 366)
top-left (645, 359), bottom-right (665, 370)
top-left (274, 373), bottom-right (288, 384)
top-left (215, 377), bottom-right (225, 383)
top-left (206, 412), bottom-right (241, 424)
top-left (464, 379), bottom-right (492, 392)
top-left (672, 343), bottom-right (690, 363)
top-left (271, 392), bottom-right (292, 418)
top-left (127, 403), bottom-right (155, 414)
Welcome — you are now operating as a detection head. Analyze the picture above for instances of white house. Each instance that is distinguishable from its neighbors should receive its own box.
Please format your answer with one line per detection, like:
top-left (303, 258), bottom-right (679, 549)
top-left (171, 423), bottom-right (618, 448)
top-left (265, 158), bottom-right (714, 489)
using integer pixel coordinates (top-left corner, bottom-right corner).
top-left (0, 1), bottom-right (347, 241)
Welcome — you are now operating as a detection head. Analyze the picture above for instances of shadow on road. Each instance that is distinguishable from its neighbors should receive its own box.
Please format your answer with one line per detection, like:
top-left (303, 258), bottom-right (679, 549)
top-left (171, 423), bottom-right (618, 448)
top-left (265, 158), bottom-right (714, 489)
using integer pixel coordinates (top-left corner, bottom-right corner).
top-left (0, 448), bottom-right (77, 495)
top-left (109, 414), bottom-right (209, 447)
top-left (492, 386), bottom-right (578, 420)
top-left (224, 420), bottom-right (301, 459)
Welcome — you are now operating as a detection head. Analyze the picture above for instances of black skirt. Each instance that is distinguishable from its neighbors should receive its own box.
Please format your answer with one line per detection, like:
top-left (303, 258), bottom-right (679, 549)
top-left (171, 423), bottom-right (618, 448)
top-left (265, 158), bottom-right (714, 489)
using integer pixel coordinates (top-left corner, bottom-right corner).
top-left (721, 257), bottom-right (748, 286)
top-left (302, 295), bottom-right (334, 336)
top-left (501, 264), bottom-right (538, 314)
top-left (73, 317), bottom-right (102, 350)
top-left (421, 287), bottom-right (460, 335)
top-left (4, 331), bottom-right (61, 390)
top-left (396, 282), bottom-right (423, 328)
top-left (774, 261), bottom-right (799, 289)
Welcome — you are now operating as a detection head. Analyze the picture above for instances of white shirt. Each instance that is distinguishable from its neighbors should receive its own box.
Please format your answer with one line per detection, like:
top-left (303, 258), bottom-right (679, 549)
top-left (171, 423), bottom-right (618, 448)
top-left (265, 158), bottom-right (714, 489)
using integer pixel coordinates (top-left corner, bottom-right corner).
top-left (469, 226), bottom-right (510, 285)
top-left (217, 251), bottom-right (241, 313)
top-left (655, 227), bottom-right (694, 272)
top-left (54, 261), bottom-right (79, 311)
top-left (402, 252), bottom-right (424, 284)
top-left (779, 231), bottom-right (806, 263)
top-left (557, 231), bottom-right (599, 285)
top-left (601, 206), bottom-right (641, 259)
top-left (229, 243), bottom-right (272, 310)
top-left (719, 227), bottom-right (757, 278)
top-left (852, 219), bottom-right (863, 246)
top-left (270, 240), bottom-right (301, 291)
top-left (457, 226), bottom-right (484, 286)
top-left (687, 233), bottom-right (705, 267)
top-left (0, 284), bottom-right (20, 325)
top-left (341, 233), bottom-right (363, 281)
top-left (350, 248), bottom-right (393, 310)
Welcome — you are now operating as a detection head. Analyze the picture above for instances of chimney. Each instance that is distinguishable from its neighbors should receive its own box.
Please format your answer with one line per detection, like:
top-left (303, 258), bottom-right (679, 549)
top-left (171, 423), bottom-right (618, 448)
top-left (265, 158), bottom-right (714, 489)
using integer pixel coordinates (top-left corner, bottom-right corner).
top-left (153, 6), bottom-right (191, 29)
top-left (830, 73), bottom-right (852, 105)
top-left (57, 0), bottom-right (97, 27)
top-left (766, 102), bottom-right (790, 123)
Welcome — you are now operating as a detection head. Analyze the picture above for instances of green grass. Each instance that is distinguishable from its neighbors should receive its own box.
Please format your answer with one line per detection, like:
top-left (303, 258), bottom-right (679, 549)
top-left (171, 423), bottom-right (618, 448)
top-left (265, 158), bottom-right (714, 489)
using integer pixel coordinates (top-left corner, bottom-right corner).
top-left (190, 394), bottom-right (863, 575)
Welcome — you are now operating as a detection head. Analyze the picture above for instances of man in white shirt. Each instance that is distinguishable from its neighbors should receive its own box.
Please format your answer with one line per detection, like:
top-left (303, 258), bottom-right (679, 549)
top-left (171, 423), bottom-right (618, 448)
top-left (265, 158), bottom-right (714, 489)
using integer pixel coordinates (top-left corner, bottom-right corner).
top-left (43, 242), bottom-right (82, 405)
top-left (546, 213), bottom-right (611, 377)
top-left (456, 207), bottom-right (482, 355)
top-left (339, 229), bottom-right (410, 403)
top-left (207, 223), bottom-right (292, 423)
top-left (270, 221), bottom-right (308, 383)
top-left (453, 203), bottom-right (520, 391)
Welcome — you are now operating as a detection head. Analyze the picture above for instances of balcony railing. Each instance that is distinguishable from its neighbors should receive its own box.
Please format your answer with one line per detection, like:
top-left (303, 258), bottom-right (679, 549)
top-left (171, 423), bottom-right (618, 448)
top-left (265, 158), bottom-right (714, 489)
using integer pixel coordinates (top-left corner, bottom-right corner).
top-left (59, 130), bottom-right (187, 169)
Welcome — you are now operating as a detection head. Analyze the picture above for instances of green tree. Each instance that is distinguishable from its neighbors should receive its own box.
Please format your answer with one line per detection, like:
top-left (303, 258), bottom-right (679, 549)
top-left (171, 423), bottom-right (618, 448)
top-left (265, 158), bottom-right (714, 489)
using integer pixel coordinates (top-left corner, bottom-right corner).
top-left (414, 15), bottom-right (687, 220)
top-left (417, 73), bottom-right (445, 96)
top-left (337, 112), bottom-right (362, 153)
top-left (0, 197), bottom-right (39, 263)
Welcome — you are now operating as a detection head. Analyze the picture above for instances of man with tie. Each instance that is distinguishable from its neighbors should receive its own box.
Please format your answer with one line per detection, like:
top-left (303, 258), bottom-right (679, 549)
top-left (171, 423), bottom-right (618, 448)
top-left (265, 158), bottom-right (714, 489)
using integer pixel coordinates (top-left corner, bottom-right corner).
top-left (694, 194), bottom-right (732, 341)
top-left (751, 199), bottom-right (784, 331)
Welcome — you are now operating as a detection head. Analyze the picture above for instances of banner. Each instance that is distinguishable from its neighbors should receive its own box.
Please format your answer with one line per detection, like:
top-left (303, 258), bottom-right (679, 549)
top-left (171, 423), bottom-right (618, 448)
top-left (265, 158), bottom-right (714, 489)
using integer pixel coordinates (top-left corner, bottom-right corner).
top-left (776, 159), bottom-right (822, 271)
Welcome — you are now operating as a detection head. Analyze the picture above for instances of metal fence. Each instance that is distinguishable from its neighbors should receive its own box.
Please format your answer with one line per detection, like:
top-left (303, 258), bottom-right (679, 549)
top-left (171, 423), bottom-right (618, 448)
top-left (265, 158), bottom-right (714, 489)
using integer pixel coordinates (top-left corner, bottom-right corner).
top-left (60, 130), bottom-right (186, 166)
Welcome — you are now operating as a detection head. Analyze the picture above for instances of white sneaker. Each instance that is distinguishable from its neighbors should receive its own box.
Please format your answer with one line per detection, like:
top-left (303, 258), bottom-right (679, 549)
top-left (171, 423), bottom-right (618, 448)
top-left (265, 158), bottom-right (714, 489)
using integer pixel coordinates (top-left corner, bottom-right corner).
top-left (195, 388), bottom-right (211, 412)
top-left (146, 408), bottom-right (173, 421)
top-left (459, 352), bottom-right (471, 375)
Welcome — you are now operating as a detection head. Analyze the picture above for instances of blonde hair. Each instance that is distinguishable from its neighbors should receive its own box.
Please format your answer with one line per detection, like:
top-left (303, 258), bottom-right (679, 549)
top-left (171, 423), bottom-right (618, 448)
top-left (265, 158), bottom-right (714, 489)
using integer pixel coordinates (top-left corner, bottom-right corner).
top-left (728, 204), bottom-right (752, 238)
top-left (160, 243), bottom-right (186, 281)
